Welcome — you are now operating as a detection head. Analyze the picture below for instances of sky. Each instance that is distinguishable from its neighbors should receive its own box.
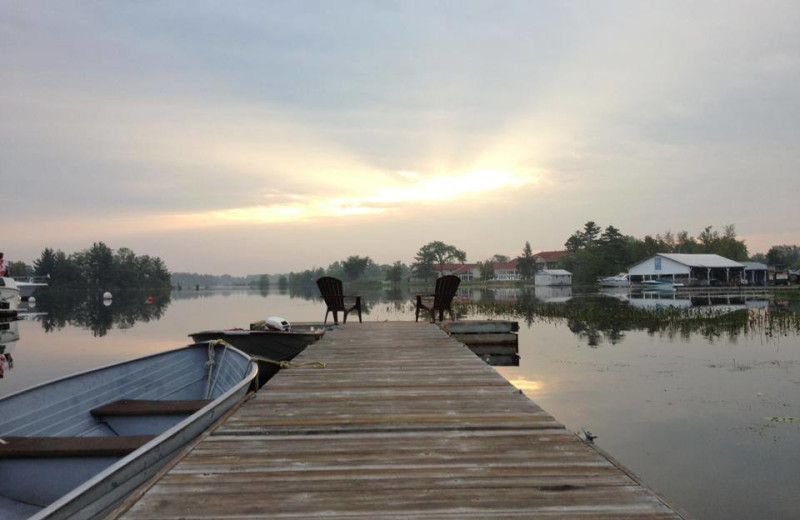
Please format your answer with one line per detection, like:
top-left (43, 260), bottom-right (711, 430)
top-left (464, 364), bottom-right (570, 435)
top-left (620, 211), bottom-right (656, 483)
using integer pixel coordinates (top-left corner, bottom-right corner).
top-left (2, 1), bottom-right (799, 275)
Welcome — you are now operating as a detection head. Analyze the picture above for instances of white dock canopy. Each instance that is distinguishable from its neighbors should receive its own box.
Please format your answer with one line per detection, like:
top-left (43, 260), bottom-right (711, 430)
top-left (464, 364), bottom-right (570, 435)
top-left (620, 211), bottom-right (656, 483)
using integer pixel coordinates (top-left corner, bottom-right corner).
top-left (628, 254), bottom-right (745, 285)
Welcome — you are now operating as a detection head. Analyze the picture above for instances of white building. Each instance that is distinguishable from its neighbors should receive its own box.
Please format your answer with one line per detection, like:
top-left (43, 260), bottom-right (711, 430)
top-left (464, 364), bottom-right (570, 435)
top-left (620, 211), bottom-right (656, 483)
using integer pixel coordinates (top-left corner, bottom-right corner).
top-left (535, 269), bottom-right (572, 286)
top-left (628, 254), bottom-right (745, 286)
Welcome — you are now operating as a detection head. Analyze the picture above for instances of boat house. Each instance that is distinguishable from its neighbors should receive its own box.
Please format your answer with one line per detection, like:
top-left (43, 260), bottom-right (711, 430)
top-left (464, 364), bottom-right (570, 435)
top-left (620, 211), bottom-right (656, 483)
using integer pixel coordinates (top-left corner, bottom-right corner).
top-left (535, 269), bottom-right (572, 286)
top-left (742, 261), bottom-right (769, 286)
top-left (628, 254), bottom-right (745, 286)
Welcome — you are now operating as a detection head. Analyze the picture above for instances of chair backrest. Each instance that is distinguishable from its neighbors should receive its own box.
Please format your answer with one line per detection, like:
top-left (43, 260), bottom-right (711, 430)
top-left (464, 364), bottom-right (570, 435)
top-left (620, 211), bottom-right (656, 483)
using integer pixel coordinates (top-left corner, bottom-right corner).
top-left (433, 275), bottom-right (461, 310)
top-left (316, 277), bottom-right (345, 311)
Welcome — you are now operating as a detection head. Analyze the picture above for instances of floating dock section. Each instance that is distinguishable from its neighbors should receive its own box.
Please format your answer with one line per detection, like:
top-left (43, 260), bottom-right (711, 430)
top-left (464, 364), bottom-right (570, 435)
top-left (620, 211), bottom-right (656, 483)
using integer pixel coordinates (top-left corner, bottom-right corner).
top-left (115, 322), bottom-right (686, 519)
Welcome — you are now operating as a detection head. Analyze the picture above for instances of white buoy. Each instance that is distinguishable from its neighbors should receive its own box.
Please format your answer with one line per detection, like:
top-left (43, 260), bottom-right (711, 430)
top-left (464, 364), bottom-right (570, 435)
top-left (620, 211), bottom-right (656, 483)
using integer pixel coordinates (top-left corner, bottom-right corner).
top-left (102, 291), bottom-right (112, 300)
top-left (28, 296), bottom-right (36, 304)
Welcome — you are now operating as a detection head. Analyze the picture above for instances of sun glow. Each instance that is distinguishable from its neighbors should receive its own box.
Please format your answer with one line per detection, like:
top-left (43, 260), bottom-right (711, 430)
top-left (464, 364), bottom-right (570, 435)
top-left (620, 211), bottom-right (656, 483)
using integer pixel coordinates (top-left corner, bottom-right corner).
top-left (161, 168), bottom-right (538, 229)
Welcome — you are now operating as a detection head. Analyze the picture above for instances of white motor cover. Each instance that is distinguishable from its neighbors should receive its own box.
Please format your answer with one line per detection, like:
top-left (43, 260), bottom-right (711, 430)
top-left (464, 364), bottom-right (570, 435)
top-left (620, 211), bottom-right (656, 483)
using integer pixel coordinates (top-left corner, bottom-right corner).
top-left (265, 316), bottom-right (291, 331)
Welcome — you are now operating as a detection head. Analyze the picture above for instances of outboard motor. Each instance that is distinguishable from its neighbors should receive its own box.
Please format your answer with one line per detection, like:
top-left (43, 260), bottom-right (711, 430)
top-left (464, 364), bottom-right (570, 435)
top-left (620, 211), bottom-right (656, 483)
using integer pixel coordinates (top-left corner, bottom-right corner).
top-left (265, 316), bottom-right (291, 332)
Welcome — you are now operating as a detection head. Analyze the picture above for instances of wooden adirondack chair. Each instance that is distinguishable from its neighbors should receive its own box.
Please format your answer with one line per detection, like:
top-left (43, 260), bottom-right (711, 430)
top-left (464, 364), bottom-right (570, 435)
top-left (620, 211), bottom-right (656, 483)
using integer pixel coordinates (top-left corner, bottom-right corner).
top-left (316, 277), bottom-right (362, 324)
top-left (415, 275), bottom-right (461, 323)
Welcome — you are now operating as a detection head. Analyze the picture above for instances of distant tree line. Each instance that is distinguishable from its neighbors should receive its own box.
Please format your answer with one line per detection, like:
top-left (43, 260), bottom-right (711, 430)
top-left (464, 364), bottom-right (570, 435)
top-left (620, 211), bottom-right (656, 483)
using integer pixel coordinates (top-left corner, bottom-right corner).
top-left (561, 222), bottom-right (750, 284)
top-left (170, 272), bottom-right (265, 289)
top-left (757, 245), bottom-right (800, 269)
top-left (156, 224), bottom-right (800, 291)
top-left (279, 255), bottom-right (412, 287)
top-left (31, 243), bottom-right (171, 290)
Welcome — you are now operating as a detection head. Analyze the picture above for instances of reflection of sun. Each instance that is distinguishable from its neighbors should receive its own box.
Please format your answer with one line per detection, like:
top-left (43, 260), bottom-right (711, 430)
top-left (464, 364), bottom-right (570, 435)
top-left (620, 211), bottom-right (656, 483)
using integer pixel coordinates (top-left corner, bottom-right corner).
top-left (509, 378), bottom-right (543, 392)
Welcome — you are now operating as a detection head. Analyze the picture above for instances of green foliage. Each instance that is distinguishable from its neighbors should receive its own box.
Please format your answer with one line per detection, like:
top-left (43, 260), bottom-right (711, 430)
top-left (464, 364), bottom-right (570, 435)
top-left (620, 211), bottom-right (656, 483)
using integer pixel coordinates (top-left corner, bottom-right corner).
top-left (288, 267), bottom-right (325, 286)
top-left (170, 272), bottom-right (257, 288)
top-left (258, 274), bottom-right (270, 288)
top-left (34, 243), bottom-right (170, 289)
top-left (278, 275), bottom-right (289, 290)
top-left (766, 245), bottom-right (800, 269)
top-left (326, 261), bottom-right (345, 280)
top-left (34, 248), bottom-right (56, 277)
top-left (342, 255), bottom-right (372, 281)
top-left (563, 222), bottom-right (750, 284)
top-left (517, 241), bottom-right (536, 280)
top-left (413, 241), bottom-right (466, 281)
top-left (478, 260), bottom-right (495, 281)
top-left (385, 261), bottom-right (406, 283)
top-left (6, 260), bottom-right (32, 276)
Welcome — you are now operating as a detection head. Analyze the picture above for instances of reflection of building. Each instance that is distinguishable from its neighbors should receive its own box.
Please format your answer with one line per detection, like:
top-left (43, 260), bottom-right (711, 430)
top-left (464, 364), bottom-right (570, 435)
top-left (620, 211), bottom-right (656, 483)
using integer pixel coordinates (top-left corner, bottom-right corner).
top-left (0, 320), bottom-right (19, 376)
top-left (629, 292), bottom-right (692, 310)
top-left (534, 285), bottom-right (572, 302)
top-left (535, 269), bottom-right (573, 286)
top-left (628, 254), bottom-right (745, 285)
top-left (627, 292), bottom-right (768, 313)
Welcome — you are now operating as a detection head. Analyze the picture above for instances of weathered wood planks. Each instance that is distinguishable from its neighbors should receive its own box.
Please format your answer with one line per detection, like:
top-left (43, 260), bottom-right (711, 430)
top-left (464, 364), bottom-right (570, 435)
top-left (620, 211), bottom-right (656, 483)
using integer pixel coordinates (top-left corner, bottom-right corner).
top-left (116, 322), bottom-right (686, 519)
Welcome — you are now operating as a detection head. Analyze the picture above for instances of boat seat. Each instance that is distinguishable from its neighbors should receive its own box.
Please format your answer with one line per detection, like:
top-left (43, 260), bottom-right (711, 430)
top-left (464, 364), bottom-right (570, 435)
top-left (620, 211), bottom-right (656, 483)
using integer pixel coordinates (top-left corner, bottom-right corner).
top-left (0, 435), bottom-right (155, 458)
top-left (90, 399), bottom-right (212, 417)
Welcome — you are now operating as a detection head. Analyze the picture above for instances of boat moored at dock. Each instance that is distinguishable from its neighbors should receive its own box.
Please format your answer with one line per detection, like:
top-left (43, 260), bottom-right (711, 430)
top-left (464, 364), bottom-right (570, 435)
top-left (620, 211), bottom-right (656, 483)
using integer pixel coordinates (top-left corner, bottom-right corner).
top-left (13, 278), bottom-right (48, 300)
top-left (598, 272), bottom-right (631, 287)
top-left (189, 320), bottom-right (325, 384)
top-left (0, 342), bottom-right (257, 519)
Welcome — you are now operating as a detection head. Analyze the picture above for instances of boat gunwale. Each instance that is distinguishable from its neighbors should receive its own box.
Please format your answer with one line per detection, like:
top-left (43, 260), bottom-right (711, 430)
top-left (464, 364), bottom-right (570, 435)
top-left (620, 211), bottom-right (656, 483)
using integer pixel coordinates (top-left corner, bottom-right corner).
top-left (5, 342), bottom-right (258, 520)
top-left (0, 342), bottom-right (229, 403)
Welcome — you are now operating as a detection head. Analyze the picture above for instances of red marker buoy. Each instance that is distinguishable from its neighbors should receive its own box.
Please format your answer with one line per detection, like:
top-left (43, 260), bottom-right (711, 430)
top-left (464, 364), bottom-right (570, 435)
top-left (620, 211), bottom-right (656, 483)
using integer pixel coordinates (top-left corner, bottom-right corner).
top-left (147, 296), bottom-right (153, 304)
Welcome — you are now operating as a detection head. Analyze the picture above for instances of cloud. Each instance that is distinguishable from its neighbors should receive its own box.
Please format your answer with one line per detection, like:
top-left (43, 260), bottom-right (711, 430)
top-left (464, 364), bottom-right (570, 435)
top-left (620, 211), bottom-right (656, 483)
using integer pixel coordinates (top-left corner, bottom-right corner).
top-left (2, 1), bottom-right (800, 273)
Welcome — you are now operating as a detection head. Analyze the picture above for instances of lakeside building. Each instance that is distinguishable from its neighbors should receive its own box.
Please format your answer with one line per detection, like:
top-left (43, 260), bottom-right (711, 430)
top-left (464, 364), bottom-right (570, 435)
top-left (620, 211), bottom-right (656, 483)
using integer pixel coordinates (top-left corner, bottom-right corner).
top-left (421, 250), bottom-right (568, 283)
top-left (533, 250), bottom-right (570, 270)
top-left (742, 261), bottom-right (769, 286)
top-left (429, 263), bottom-right (479, 282)
top-left (534, 269), bottom-right (573, 286)
top-left (494, 259), bottom-right (520, 281)
top-left (628, 253), bottom-right (745, 286)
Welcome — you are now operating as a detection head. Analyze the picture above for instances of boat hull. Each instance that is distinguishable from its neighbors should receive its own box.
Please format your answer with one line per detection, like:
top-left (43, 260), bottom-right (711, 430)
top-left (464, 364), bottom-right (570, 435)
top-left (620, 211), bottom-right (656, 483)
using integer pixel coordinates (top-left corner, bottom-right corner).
top-left (15, 282), bottom-right (47, 300)
top-left (0, 278), bottom-right (20, 316)
top-left (0, 343), bottom-right (258, 520)
top-left (189, 328), bottom-right (324, 361)
top-left (189, 328), bottom-right (324, 387)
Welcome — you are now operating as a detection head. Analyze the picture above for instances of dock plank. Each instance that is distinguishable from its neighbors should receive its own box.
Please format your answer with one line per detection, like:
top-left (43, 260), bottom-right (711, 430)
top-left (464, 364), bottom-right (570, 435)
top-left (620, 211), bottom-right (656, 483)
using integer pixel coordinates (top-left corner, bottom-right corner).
top-left (116, 322), bottom-right (685, 519)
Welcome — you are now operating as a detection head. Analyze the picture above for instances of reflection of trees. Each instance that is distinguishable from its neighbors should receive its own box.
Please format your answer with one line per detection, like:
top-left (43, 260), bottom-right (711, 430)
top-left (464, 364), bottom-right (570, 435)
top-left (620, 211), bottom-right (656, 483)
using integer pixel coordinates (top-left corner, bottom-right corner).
top-left (35, 290), bottom-right (171, 337)
top-left (467, 294), bottom-right (799, 346)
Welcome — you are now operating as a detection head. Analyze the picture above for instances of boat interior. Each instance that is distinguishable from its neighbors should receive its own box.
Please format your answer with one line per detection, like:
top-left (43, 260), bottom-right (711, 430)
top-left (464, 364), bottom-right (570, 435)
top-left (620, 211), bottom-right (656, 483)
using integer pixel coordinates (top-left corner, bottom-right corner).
top-left (0, 343), bottom-right (251, 514)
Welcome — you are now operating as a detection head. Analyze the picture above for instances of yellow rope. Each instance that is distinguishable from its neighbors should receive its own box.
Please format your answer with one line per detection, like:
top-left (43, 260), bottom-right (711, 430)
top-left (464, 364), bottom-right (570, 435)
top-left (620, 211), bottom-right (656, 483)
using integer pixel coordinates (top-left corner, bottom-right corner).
top-left (249, 355), bottom-right (327, 369)
top-left (207, 339), bottom-right (327, 369)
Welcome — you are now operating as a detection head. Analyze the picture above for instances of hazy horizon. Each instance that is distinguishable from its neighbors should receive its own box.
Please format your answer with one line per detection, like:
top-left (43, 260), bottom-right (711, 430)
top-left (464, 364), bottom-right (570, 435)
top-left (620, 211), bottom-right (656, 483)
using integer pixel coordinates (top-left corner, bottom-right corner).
top-left (3, 1), bottom-right (799, 276)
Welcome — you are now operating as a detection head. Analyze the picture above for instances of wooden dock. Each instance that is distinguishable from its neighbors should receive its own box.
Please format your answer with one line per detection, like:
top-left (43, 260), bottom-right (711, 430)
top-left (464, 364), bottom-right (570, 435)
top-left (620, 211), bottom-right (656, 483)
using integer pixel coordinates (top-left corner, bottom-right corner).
top-left (115, 322), bottom-right (686, 519)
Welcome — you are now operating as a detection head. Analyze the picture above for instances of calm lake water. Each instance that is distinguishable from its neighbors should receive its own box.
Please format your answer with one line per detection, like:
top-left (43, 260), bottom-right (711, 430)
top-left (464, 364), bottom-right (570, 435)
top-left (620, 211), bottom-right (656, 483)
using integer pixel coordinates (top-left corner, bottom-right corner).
top-left (2, 286), bottom-right (799, 519)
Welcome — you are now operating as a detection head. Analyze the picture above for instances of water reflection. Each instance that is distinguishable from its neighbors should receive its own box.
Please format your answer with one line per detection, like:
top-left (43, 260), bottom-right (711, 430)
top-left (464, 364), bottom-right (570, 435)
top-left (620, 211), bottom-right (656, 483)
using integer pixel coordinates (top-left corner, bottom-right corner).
top-left (31, 290), bottom-right (171, 337)
top-left (0, 320), bottom-right (18, 377)
top-left (466, 287), bottom-right (800, 347)
top-left (17, 285), bottom-right (800, 349)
